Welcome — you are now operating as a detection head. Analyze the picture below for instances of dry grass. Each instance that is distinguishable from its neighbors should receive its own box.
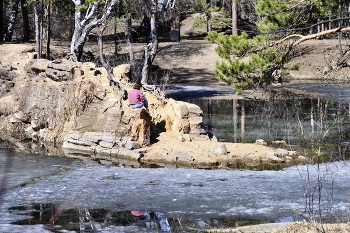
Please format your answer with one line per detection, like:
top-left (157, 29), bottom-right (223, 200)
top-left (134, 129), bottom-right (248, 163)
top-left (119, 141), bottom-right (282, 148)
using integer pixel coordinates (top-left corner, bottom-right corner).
top-left (197, 221), bottom-right (350, 233)
top-left (278, 221), bottom-right (350, 233)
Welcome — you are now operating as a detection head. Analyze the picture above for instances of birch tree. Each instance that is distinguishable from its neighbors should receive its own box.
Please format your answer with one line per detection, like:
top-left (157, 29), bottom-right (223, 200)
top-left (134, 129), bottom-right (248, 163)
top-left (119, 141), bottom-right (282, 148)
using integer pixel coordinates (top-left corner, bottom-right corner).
top-left (140, 0), bottom-right (177, 84)
top-left (34, 0), bottom-right (41, 58)
top-left (141, 0), bottom-right (158, 84)
top-left (20, 0), bottom-right (30, 42)
top-left (232, 0), bottom-right (237, 35)
top-left (5, 0), bottom-right (20, 41)
top-left (5, 0), bottom-right (30, 42)
top-left (69, 0), bottom-right (117, 62)
top-left (0, 0), bottom-right (3, 41)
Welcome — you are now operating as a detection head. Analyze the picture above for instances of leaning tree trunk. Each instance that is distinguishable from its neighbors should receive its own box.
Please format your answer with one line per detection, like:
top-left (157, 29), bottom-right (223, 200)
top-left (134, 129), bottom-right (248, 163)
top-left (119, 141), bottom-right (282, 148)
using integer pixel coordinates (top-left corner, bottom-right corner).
top-left (34, 0), bottom-right (41, 59)
top-left (141, 0), bottom-right (158, 85)
top-left (98, 10), bottom-right (124, 112)
top-left (124, 15), bottom-right (135, 76)
top-left (206, 0), bottom-right (212, 32)
top-left (232, 0), bottom-right (237, 35)
top-left (5, 0), bottom-right (20, 41)
top-left (46, 1), bottom-right (51, 60)
top-left (34, 0), bottom-right (41, 58)
top-left (240, 0), bottom-right (245, 20)
top-left (20, 0), bottom-right (29, 41)
top-left (70, 0), bottom-right (82, 61)
top-left (69, 0), bottom-right (117, 62)
top-left (337, 2), bottom-right (342, 57)
top-left (0, 0), bottom-right (4, 41)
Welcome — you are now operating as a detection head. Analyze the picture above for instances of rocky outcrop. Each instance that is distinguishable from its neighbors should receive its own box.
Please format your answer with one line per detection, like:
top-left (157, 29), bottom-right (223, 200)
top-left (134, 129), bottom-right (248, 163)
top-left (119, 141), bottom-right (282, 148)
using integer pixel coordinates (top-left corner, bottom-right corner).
top-left (0, 52), bottom-right (213, 161)
top-left (151, 98), bottom-right (212, 142)
top-left (63, 108), bottom-right (152, 160)
top-left (0, 63), bottom-right (15, 95)
top-left (2, 50), bottom-right (290, 166)
top-left (62, 97), bottom-right (214, 161)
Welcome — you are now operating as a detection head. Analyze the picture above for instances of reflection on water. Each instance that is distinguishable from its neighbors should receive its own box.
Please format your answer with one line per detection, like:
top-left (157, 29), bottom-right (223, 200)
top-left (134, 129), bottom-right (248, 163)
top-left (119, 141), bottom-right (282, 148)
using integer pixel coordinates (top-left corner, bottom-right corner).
top-left (187, 91), bottom-right (350, 159)
top-left (9, 203), bottom-right (291, 232)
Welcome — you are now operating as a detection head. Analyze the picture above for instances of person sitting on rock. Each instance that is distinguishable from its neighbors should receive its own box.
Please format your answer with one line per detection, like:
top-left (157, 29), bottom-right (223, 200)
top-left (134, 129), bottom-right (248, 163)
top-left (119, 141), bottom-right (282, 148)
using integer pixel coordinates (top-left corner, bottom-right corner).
top-left (128, 82), bottom-right (148, 111)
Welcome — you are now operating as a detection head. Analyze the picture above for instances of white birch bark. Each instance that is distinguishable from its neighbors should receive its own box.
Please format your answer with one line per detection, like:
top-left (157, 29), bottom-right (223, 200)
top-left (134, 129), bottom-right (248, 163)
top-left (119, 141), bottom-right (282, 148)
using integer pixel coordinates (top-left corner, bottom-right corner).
top-left (232, 0), bottom-right (237, 35)
top-left (34, 0), bottom-right (41, 58)
top-left (5, 0), bottom-right (20, 42)
top-left (141, 0), bottom-right (158, 85)
top-left (69, 0), bottom-right (116, 61)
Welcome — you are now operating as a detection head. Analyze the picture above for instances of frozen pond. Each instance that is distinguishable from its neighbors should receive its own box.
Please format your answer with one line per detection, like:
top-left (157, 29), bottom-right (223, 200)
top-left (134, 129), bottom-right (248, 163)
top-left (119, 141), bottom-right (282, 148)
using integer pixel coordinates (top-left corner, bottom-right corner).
top-left (1, 83), bottom-right (350, 232)
top-left (0, 149), bottom-right (349, 232)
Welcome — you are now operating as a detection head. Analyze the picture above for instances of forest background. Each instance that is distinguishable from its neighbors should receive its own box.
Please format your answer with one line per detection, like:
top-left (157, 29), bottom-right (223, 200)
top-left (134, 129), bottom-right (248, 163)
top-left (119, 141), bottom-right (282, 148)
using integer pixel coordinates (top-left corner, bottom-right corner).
top-left (2, 0), bottom-right (350, 95)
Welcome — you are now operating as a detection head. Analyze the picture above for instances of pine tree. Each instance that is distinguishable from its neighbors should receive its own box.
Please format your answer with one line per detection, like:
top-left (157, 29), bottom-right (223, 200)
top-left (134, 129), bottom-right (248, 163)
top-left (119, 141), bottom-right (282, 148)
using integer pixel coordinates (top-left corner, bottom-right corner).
top-left (207, 0), bottom-right (350, 94)
top-left (207, 31), bottom-right (283, 95)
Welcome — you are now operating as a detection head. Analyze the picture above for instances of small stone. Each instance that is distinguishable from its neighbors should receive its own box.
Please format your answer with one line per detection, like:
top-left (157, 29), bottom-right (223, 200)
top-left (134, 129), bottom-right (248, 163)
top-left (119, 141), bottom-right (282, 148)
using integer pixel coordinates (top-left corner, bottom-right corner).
top-left (272, 140), bottom-right (287, 145)
top-left (288, 151), bottom-right (298, 159)
top-left (245, 153), bottom-right (260, 161)
top-left (99, 141), bottom-right (114, 149)
top-left (165, 153), bottom-right (177, 162)
top-left (124, 140), bottom-right (141, 150)
top-left (267, 155), bottom-right (284, 163)
top-left (211, 144), bottom-right (227, 156)
top-left (10, 116), bottom-right (21, 123)
top-left (295, 155), bottom-right (307, 163)
top-left (277, 148), bottom-right (288, 157)
top-left (256, 139), bottom-right (267, 145)
top-left (172, 152), bottom-right (194, 163)
top-left (284, 156), bottom-right (294, 163)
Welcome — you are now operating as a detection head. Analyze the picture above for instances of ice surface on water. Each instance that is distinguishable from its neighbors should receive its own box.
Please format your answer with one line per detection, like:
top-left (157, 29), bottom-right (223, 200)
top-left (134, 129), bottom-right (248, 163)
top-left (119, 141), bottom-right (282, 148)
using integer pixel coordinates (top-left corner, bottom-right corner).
top-left (1, 150), bottom-right (350, 232)
top-left (165, 84), bottom-right (236, 100)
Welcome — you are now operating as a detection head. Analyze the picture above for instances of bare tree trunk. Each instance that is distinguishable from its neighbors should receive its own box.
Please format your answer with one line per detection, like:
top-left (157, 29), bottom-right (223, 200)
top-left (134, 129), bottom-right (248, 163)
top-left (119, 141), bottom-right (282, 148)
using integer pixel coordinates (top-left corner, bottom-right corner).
top-left (206, 0), bottom-right (211, 32)
top-left (46, 1), bottom-right (50, 60)
top-left (98, 11), bottom-right (124, 110)
top-left (34, 0), bottom-right (41, 58)
top-left (124, 15), bottom-right (135, 74)
top-left (171, 8), bottom-right (180, 30)
top-left (240, 0), bottom-right (245, 19)
top-left (20, 0), bottom-right (29, 41)
top-left (70, 0), bottom-right (117, 62)
top-left (232, 0), bottom-right (237, 35)
top-left (141, 0), bottom-right (158, 85)
top-left (0, 0), bottom-right (3, 41)
top-left (241, 99), bottom-right (245, 138)
top-left (338, 1), bottom-right (343, 56)
top-left (233, 99), bottom-right (237, 142)
top-left (70, 0), bottom-right (81, 60)
top-left (41, 0), bottom-right (44, 43)
top-left (5, 0), bottom-right (19, 41)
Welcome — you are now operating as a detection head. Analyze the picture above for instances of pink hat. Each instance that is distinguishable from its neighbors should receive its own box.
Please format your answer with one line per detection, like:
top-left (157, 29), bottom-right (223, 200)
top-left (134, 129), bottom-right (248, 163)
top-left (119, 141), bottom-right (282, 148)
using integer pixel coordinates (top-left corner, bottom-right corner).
top-left (131, 210), bottom-right (145, 217)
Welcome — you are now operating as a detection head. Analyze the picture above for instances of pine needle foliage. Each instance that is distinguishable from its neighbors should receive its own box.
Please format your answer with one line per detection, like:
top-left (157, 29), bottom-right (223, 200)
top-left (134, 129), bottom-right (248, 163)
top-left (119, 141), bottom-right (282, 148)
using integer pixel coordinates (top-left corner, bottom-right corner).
top-left (207, 0), bottom-right (350, 94)
top-left (206, 31), bottom-right (284, 95)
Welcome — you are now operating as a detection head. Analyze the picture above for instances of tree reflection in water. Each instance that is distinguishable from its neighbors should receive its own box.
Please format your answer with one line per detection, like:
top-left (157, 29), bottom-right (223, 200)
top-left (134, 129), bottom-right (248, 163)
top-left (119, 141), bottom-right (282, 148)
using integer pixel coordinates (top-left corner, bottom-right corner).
top-left (187, 91), bottom-right (350, 160)
top-left (9, 203), bottom-right (276, 232)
